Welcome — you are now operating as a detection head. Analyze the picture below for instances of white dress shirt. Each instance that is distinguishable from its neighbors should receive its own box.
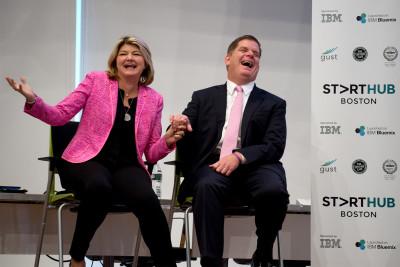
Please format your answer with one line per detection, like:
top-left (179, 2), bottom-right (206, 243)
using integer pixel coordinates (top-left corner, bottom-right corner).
top-left (218, 80), bottom-right (254, 149)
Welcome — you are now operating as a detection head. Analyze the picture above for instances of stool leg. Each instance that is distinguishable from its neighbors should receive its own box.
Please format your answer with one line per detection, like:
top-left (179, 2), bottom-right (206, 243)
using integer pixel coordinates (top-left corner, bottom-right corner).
top-left (103, 256), bottom-right (114, 267)
top-left (276, 230), bottom-right (283, 267)
top-left (34, 170), bottom-right (53, 267)
top-left (184, 206), bottom-right (192, 267)
top-left (133, 228), bottom-right (142, 267)
top-left (57, 203), bottom-right (69, 267)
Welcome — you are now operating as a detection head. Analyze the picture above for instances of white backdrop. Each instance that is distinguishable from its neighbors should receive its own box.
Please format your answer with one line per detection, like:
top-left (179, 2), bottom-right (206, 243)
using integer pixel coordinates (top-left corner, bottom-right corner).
top-left (0, 0), bottom-right (311, 266)
top-left (81, 0), bottom-right (312, 203)
top-left (0, 0), bottom-right (311, 203)
top-left (0, 0), bottom-right (75, 194)
top-left (311, 1), bottom-right (400, 266)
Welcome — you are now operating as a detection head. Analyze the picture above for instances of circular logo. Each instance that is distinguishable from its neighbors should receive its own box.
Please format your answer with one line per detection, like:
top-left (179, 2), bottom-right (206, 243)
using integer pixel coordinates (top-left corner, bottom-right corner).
top-left (356, 13), bottom-right (367, 24)
top-left (355, 126), bottom-right (366, 136)
top-left (352, 159), bottom-right (367, 174)
top-left (383, 46), bottom-right (398, 61)
top-left (383, 159), bottom-right (397, 174)
top-left (355, 239), bottom-right (366, 250)
top-left (353, 47), bottom-right (368, 61)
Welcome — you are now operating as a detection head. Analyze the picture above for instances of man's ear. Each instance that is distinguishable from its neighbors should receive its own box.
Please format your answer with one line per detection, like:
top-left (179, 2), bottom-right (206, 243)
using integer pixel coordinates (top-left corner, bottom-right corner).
top-left (224, 54), bottom-right (230, 67)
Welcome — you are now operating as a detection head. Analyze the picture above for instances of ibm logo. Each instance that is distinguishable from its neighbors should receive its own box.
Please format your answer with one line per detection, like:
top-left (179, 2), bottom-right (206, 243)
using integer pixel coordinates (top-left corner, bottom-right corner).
top-left (321, 13), bottom-right (343, 23)
top-left (320, 125), bottom-right (341, 135)
top-left (320, 238), bottom-right (342, 248)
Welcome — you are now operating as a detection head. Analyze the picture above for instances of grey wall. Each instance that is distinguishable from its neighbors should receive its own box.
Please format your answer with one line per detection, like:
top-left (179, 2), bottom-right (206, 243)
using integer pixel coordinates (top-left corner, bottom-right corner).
top-left (0, 1), bottom-right (311, 266)
top-left (0, 0), bottom-right (311, 205)
top-left (0, 0), bottom-right (75, 193)
top-left (82, 0), bottom-right (312, 203)
top-left (0, 1), bottom-right (74, 265)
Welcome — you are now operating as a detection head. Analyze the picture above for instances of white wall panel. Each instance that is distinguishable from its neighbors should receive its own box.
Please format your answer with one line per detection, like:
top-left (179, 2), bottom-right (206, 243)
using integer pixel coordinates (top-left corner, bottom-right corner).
top-left (0, 0), bottom-right (75, 193)
top-left (82, 0), bottom-right (312, 203)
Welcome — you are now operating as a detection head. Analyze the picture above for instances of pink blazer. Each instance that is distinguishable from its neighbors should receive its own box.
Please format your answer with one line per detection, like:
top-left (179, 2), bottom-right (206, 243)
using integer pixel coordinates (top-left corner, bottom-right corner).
top-left (25, 71), bottom-right (174, 172)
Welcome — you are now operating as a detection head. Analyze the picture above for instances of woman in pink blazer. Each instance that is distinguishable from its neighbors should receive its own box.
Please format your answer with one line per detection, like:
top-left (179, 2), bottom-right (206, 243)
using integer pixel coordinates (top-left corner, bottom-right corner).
top-left (6, 36), bottom-right (184, 267)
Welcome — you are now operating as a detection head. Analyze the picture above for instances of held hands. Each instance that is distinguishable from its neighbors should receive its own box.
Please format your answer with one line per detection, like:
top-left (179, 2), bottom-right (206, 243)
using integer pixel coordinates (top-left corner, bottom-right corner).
top-left (5, 76), bottom-right (36, 103)
top-left (165, 114), bottom-right (193, 147)
top-left (209, 153), bottom-right (241, 176)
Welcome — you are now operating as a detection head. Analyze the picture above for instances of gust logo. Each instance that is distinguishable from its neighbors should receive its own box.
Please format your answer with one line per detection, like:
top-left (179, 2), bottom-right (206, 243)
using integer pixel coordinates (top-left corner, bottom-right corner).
top-left (320, 159), bottom-right (337, 174)
top-left (321, 47), bottom-right (338, 62)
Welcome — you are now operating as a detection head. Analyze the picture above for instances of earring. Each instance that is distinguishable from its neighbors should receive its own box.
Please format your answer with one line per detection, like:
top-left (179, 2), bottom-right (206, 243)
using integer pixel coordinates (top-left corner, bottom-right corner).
top-left (140, 76), bottom-right (146, 84)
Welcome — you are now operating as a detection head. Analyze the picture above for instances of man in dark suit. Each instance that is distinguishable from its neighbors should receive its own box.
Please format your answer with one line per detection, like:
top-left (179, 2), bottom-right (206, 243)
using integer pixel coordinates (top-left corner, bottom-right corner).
top-left (175, 35), bottom-right (289, 267)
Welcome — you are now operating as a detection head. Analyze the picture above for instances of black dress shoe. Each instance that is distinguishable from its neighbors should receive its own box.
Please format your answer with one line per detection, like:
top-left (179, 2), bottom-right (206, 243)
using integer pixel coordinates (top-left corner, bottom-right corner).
top-left (250, 261), bottom-right (273, 267)
top-left (200, 256), bottom-right (224, 267)
top-left (250, 256), bottom-right (273, 267)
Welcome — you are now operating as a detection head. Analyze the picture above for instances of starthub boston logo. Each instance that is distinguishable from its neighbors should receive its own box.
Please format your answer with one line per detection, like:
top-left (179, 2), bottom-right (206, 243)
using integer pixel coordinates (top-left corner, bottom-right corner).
top-left (321, 47), bottom-right (338, 62)
top-left (355, 125), bottom-right (396, 136)
top-left (356, 13), bottom-right (397, 24)
top-left (356, 239), bottom-right (397, 251)
top-left (323, 83), bottom-right (396, 105)
top-left (322, 196), bottom-right (396, 218)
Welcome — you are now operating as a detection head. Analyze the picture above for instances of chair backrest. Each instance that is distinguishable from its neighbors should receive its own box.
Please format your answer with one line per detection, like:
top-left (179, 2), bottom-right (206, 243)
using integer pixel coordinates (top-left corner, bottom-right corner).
top-left (49, 121), bottom-right (154, 194)
top-left (169, 146), bottom-right (193, 209)
top-left (51, 121), bottom-right (79, 159)
top-left (46, 121), bottom-right (79, 205)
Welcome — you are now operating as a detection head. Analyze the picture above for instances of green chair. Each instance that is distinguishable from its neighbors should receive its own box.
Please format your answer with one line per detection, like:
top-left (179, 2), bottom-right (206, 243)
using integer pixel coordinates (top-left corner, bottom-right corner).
top-left (34, 121), bottom-right (144, 267)
top-left (167, 153), bottom-right (283, 267)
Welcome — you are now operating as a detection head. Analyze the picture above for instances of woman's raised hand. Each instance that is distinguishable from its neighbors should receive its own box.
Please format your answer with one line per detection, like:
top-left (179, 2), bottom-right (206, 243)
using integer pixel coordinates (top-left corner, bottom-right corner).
top-left (5, 76), bottom-right (36, 103)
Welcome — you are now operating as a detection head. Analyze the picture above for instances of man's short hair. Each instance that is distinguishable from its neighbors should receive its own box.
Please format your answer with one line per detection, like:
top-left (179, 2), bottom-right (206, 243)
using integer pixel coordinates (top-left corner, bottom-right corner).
top-left (227, 35), bottom-right (262, 57)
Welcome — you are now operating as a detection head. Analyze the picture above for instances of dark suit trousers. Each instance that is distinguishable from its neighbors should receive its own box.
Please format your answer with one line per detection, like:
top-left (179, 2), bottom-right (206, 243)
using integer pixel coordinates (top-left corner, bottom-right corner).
top-left (57, 160), bottom-right (176, 267)
top-left (192, 163), bottom-right (289, 267)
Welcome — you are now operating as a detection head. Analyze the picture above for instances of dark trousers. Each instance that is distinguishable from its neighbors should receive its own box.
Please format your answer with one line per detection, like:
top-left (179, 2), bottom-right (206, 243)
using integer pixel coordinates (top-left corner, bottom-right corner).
top-left (192, 164), bottom-right (289, 267)
top-left (58, 160), bottom-right (176, 267)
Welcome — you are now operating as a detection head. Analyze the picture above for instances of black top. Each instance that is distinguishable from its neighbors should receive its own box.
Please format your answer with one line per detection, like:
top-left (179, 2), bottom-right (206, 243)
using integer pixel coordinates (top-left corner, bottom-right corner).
top-left (94, 89), bottom-right (139, 169)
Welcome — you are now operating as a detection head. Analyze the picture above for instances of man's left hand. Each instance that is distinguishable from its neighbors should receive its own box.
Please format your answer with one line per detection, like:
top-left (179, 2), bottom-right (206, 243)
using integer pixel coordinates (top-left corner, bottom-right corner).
top-left (209, 154), bottom-right (240, 176)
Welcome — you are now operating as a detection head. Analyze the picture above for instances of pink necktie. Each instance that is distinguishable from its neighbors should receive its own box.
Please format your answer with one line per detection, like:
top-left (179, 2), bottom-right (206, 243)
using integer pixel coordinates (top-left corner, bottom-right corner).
top-left (220, 86), bottom-right (244, 158)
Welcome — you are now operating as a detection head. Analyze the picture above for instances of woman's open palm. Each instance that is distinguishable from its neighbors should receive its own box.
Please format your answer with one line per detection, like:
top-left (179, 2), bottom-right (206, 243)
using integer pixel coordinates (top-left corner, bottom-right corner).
top-left (5, 77), bottom-right (35, 101)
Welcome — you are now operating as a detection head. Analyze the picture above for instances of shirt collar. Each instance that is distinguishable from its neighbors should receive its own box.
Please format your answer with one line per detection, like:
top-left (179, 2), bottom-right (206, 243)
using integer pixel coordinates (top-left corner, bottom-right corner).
top-left (226, 80), bottom-right (254, 96)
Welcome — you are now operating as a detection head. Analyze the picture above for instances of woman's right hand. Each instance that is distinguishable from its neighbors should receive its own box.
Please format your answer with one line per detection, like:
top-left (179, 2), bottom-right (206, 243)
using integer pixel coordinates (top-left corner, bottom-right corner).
top-left (164, 114), bottom-right (192, 147)
top-left (5, 76), bottom-right (36, 103)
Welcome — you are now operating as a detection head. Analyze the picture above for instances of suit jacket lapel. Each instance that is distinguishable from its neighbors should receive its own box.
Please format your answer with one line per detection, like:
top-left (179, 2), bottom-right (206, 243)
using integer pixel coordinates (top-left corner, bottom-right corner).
top-left (215, 84), bottom-right (227, 141)
top-left (135, 85), bottom-right (146, 137)
top-left (241, 86), bottom-right (263, 143)
top-left (109, 79), bottom-right (119, 125)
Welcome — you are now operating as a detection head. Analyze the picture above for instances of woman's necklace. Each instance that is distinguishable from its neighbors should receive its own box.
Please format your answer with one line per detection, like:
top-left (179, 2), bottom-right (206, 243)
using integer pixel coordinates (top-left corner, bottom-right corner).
top-left (119, 89), bottom-right (133, 122)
